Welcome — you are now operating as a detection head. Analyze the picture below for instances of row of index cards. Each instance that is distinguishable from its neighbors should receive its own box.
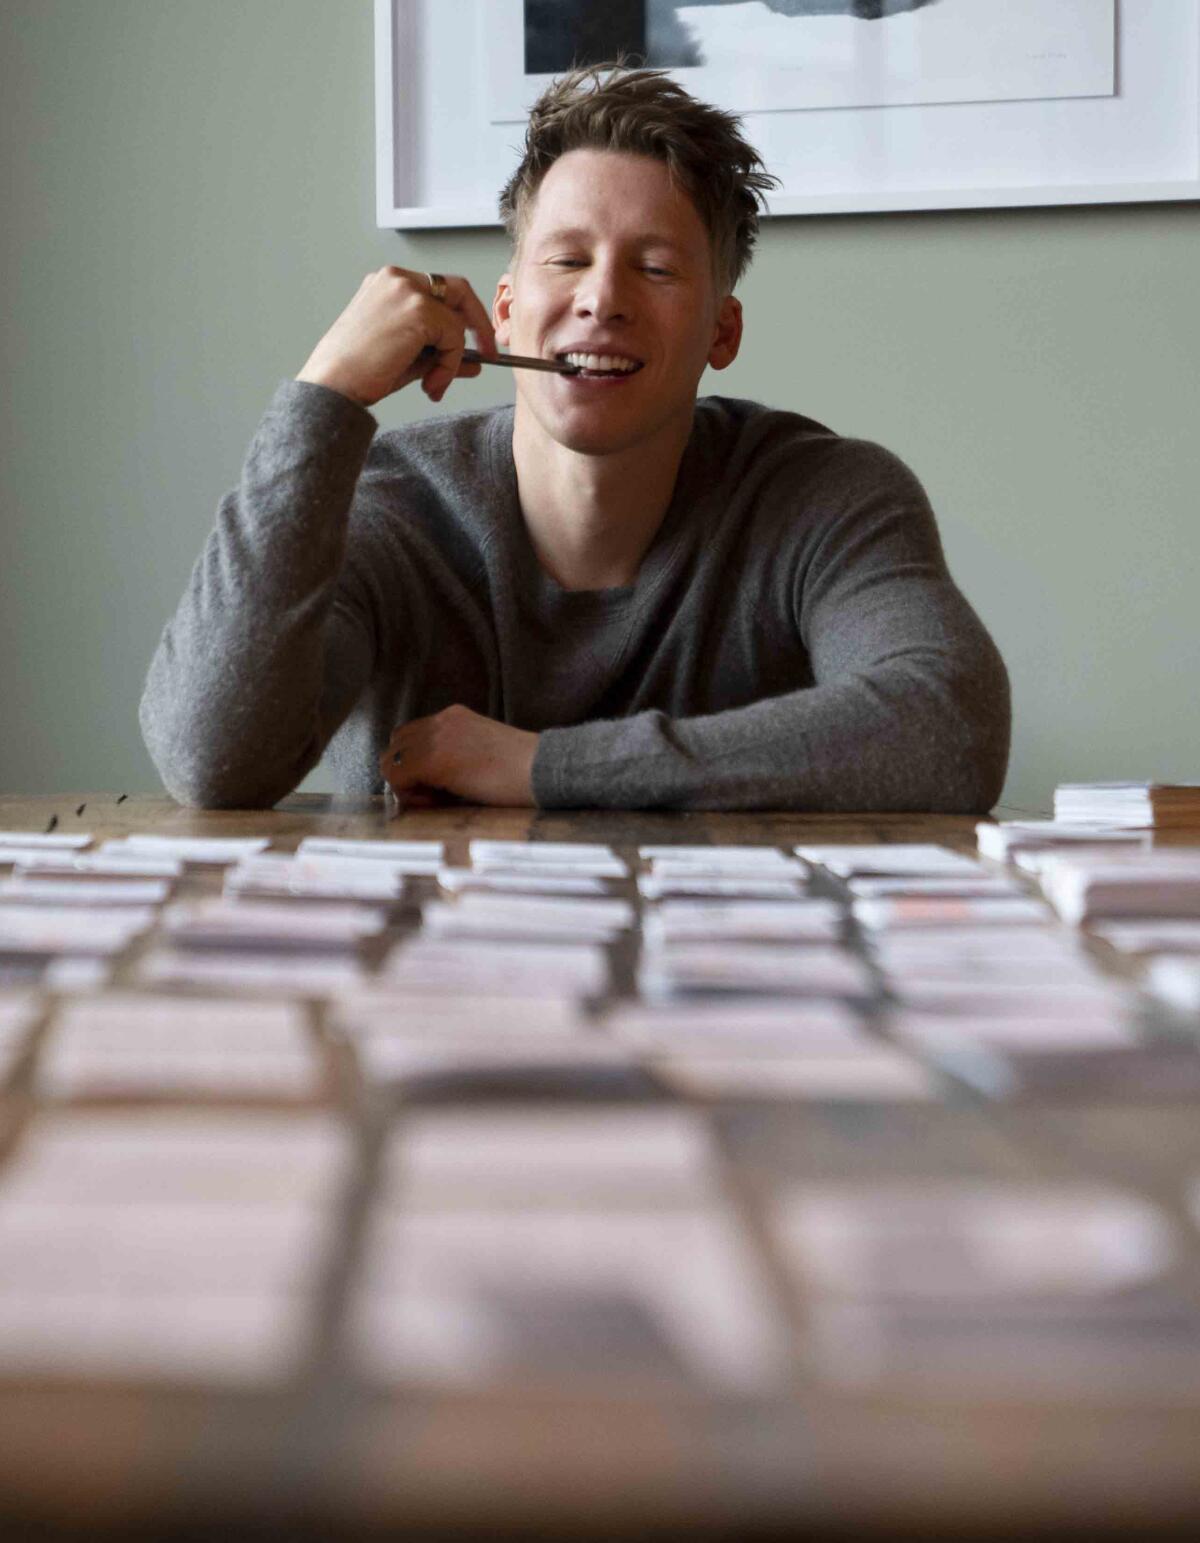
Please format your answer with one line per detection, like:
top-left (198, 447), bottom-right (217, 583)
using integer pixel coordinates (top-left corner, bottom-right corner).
top-left (3, 1099), bottom-right (1200, 1400)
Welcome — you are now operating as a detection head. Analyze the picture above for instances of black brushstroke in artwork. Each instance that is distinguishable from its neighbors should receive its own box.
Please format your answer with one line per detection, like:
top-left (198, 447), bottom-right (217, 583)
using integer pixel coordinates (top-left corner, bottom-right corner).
top-left (525, 1), bottom-right (646, 74)
top-left (526, 0), bottom-right (941, 75)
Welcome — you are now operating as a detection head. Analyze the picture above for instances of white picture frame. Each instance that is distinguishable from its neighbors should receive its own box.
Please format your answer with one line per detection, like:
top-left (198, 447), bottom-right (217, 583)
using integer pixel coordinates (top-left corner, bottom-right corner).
top-left (375, 0), bottom-right (1200, 230)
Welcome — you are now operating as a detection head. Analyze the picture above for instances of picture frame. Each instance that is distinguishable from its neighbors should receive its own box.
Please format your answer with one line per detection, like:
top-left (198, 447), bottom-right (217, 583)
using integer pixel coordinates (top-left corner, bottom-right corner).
top-left (375, 0), bottom-right (1200, 230)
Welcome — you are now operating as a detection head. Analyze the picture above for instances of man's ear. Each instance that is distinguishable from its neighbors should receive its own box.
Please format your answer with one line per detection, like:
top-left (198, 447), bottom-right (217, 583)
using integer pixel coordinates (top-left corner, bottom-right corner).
top-left (493, 274), bottom-right (514, 346)
top-left (708, 295), bottom-right (743, 372)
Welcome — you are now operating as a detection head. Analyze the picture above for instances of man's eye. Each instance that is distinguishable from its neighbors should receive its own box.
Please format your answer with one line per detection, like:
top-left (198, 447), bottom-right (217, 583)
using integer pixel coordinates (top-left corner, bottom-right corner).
top-left (643, 266), bottom-right (672, 277)
top-left (547, 257), bottom-right (585, 267)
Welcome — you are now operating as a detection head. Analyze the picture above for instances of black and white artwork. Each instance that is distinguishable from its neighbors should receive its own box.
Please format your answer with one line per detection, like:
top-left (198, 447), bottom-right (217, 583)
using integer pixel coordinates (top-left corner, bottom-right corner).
top-left (495, 0), bottom-right (1115, 119)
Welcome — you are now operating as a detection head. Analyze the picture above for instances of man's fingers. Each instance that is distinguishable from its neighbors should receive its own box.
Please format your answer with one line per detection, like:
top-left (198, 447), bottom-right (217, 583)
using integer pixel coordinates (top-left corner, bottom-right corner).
top-left (432, 274), bottom-right (499, 359)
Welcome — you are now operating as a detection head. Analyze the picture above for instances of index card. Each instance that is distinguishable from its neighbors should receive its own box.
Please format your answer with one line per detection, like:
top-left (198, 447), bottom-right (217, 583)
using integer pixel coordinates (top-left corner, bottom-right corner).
top-left (138, 949), bottom-right (367, 994)
top-left (351, 1204), bottom-right (791, 1396)
top-left (37, 1042), bottom-right (320, 1100)
top-left (51, 994), bottom-right (310, 1052)
top-left (0, 1111), bottom-right (353, 1206)
top-left (12, 851), bottom-right (183, 878)
top-left (889, 982), bottom-right (1129, 1018)
top-left (226, 855), bottom-right (405, 901)
top-left (0, 1203), bottom-right (326, 1296)
top-left (0, 905), bottom-right (156, 955)
top-left (976, 820), bottom-right (1150, 862)
top-left (383, 1106), bottom-right (717, 1203)
top-left (601, 997), bottom-right (868, 1053)
top-left (797, 844), bottom-right (985, 878)
top-left (331, 989), bottom-right (583, 1041)
top-left (639, 845), bottom-right (791, 865)
top-left (854, 896), bottom-right (1051, 931)
top-left (889, 1008), bottom-right (1136, 1055)
top-left (639, 942), bottom-right (874, 999)
top-left (298, 837), bottom-right (444, 873)
top-left (438, 867), bottom-right (613, 897)
top-left (1090, 920), bottom-right (1200, 956)
top-left (639, 875), bottom-right (809, 901)
top-left (355, 1035), bottom-right (634, 1087)
top-left (420, 894), bottom-right (632, 943)
top-left (643, 899), bottom-right (841, 944)
top-left (0, 1291), bottom-right (312, 1386)
top-left (845, 875), bottom-right (1025, 899)
top-left (0, 832), bottom-right (92, 851)
top-left (653, 1052), bottom-right (937, 1102)
top-left (161, 897), bottom-right (388, 947)
top-left (101, 835), bottom-right (271, 863)
top-left (770, 1183), bottom-right (1175, 1301)
top-left (468, 840), bottom-right (627, 877)
top-left (0, 877), bottom-right (171, 907)
top-left (381, 939), bottom-right (610, 996)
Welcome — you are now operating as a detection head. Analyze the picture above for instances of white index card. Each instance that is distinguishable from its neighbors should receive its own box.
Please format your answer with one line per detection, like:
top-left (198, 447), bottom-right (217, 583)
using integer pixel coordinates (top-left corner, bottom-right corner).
top-left (639, 873), bottom-right (808, 901)
top-left (639, 942), bottom-right (873, 999)
top-left (297, 837), bottom-right (444, 872)
top-left (797, 844), bottom-right (985, 878)
top-left (0, 1291), bottom-right (312, 1386)
top-left (382, 938), bottom-right (609, 996)
top-left (50, 993), bottom-right (309, 1052)
top-left (12, 851), bottom-right (183, 878)
top-left (225, 854), bottom-right (405, 901)
top-left (770, 1184), bottom-right (1176, 1301)
top-left (0, 832), bottom-right (92, 851)
top-left (101, 835), bottom-right (272, 864)
top-left (351, 1205), bottom-right (790, 1396)
top-left (642, 899), bottom-right (841, 945)
top-left (138, 949), bottom-right (367, 994)
top-left (854, 896), bottom-right (1051, 931)
top-left (438, 867), bottom-right (612, 897)
top-left (639, 845), bottom-right (792, 865)
top-left (331, 988), bottom-right (583, 1041)
top-left (602, 998), bottom-right (868, 1054)
top-left (0, 878), bottom-right (171, 907)
top-left (0, 905), bottom-right (155, 955)
top-left (161, 897), bottom-right (387, 946)
top-left (384, 1106), bottom-right (716, 1203)
top-left (654, 1052), bottom-right (937, 1102)
top-left (0, 1111), bottom-right (352, 1207)
top-left (468, 840), bottom-right (627, 877)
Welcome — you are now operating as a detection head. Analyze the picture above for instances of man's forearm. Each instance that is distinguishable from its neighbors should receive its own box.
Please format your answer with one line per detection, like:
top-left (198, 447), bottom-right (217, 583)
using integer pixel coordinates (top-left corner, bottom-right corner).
top-left (140, 380), bottom-right (377, 808)
top-left (532, 645), bottom-right (1011, 814)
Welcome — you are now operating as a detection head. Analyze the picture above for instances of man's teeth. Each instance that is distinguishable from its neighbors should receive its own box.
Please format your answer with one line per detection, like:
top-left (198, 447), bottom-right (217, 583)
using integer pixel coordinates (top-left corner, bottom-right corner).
top-left (561, 352), bottom-right (642, 373)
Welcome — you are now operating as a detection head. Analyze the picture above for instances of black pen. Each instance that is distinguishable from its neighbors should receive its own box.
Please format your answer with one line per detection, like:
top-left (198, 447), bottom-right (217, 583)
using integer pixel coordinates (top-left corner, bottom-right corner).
top-left (419, 345), bottom-right (580, 375)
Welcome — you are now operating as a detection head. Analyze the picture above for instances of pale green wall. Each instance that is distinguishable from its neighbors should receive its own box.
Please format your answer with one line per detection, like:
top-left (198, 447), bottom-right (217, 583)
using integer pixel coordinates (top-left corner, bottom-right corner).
top-left (2, 0), bottom-right (1197, 810)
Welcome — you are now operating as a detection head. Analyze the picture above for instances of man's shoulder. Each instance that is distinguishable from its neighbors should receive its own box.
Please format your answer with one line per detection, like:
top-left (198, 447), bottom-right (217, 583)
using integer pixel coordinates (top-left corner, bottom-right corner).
top-left (694, 396), bottom-right (924, 497)
top-left (367, 402), bottom-right (514, 482)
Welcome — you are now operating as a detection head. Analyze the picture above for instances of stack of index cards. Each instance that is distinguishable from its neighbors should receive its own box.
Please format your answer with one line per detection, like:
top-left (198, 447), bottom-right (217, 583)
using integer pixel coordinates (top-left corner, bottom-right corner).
top-left (420, 893), bottom-right (633, 945)
top-left (604, 997), bottom-right (936, 1102)
top-left (769, 1181), bottom-right (1200, 1399)
top-left (226, 854), bottom-right (408, 901)
top-left (639, 845), bottom-right (807, 900)
top-left (0, 1111), bottom-right (351, 1384)
top-left (35, 993), bottom-right (323, 1101)
top-left (1039, 850), bottom-right (1200, 925)
top-left (296, 837), bottom-right (444, 875)
top-left (0, 831), bottom-right (93, 857)
top-left (381, 936), bottom-right (610, 997)
top-left (347, 1106), bottom-right (793, 1395)
top-left (977, 820), bottom-right (1150, 863)
top-left (98, 835), bottom-right (271, 865)
top-left (796, 845), bottom-right (986, 879)
top-left (468, 841), bottom-right (627, 879)
top-left (1055, 782), bottom-right (1200, 829)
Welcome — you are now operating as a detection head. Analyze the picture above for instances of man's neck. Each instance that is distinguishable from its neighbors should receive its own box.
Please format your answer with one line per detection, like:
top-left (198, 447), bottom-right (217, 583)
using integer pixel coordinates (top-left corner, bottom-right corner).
top-left (511, 405), bottom-right (693, 592)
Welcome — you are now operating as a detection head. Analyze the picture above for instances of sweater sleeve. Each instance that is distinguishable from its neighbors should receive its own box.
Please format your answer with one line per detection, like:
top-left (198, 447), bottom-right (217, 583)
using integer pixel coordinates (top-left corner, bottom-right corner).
top-left (531, 442), bottom-right (1011, 813)
top-left (139, 380), bottom-right (380, 808)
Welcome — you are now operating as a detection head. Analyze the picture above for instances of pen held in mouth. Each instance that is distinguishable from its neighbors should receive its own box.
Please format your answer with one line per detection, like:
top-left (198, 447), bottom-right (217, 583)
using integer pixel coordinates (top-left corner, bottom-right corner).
top-left (418, 345), bottom-right (580, 375)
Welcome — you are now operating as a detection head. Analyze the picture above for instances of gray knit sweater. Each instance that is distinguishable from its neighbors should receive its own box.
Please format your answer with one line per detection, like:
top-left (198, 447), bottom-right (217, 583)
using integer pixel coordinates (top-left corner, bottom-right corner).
top-left (139, 380), bottom-right (1010, 811)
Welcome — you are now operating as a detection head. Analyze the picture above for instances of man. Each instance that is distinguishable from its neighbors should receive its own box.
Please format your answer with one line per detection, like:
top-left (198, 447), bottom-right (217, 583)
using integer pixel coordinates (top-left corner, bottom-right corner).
top-left (140, 65), bottom-right (1009, 811)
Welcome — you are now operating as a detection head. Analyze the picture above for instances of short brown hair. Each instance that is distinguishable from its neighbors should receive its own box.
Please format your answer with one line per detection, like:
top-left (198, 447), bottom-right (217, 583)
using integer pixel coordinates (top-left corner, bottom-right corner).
top-left (498, 64), bottom-right (778, 293)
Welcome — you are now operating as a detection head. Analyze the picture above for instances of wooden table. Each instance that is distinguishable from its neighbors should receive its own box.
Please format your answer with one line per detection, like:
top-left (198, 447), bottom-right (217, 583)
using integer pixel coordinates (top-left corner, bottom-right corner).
top-left (2, 793), bottom-right (1200, 1541)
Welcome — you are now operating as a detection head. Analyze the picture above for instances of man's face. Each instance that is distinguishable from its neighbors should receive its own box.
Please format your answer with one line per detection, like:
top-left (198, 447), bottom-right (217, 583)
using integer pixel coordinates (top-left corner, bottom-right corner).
top-left (493, 148), bottom-right (741, 458)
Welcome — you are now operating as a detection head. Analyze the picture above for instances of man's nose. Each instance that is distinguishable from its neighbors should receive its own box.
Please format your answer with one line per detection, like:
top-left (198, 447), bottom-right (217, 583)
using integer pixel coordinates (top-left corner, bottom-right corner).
top-left (573, 262), bottom-right (632, 322)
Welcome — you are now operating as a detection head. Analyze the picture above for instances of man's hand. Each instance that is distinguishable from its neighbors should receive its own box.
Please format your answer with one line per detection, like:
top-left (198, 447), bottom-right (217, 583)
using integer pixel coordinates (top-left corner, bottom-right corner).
top-left (379, 705), bottom-right (539, 807)
top-left (296, 267), bottom-right (497, 408)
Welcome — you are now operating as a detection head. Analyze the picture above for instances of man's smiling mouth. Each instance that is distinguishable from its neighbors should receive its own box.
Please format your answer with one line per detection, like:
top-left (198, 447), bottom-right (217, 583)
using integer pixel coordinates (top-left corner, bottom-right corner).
top-left (555, 351), bottom-right (645, 378)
